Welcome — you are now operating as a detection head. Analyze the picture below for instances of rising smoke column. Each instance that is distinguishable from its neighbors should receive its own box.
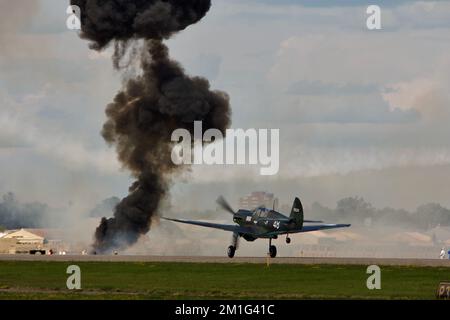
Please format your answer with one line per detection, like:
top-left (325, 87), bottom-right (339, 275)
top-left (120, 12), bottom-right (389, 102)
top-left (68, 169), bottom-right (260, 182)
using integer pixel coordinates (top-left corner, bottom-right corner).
top-left (71, 0), bottom-right (231, 253)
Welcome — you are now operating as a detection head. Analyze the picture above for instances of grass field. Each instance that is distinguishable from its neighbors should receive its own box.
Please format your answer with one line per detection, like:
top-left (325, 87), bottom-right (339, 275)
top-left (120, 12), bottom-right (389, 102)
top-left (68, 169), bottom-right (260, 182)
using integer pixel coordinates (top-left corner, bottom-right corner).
top-left (0, 261), bottom-right (448, 299)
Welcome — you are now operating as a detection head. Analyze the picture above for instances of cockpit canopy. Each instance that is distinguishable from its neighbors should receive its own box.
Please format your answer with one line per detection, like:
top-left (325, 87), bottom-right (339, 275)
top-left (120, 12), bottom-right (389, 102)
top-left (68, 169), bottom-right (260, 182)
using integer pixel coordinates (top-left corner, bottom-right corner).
top-left (254, 206), bottom-right (271, 218)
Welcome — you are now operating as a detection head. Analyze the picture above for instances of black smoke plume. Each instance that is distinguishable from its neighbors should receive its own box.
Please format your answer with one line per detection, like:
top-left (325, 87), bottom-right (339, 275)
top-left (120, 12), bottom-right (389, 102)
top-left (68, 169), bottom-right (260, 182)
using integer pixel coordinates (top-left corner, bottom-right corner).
top-left (71, 0), bottom-right (231, 253)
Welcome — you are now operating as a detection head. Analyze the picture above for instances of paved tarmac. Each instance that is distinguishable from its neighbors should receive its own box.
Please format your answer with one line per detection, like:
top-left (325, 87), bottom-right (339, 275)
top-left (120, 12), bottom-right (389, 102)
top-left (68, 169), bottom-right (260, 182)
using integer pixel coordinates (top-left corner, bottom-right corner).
top-left (1, 254), bottom-right (450, 266)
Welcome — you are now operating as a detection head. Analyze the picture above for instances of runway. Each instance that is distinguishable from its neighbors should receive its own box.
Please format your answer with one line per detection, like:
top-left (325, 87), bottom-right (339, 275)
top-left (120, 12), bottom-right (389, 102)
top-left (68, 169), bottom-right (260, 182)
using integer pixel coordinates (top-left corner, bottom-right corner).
top-left (1, 254), bottom-right (450, 266)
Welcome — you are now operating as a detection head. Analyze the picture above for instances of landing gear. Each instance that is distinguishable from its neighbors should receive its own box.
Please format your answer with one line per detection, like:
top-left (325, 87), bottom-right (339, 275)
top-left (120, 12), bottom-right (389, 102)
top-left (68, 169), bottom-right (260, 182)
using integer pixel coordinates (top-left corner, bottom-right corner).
top-left (227, 245), bottom-right (236, 258)
top-left (269, 245), bottom-right (277, 258)
top-left (286, 236), bottom-right (291, 244)
top-left (227, 232), bottom-right (239, 258)
top-left (268, 238), bottom-right (277, 258)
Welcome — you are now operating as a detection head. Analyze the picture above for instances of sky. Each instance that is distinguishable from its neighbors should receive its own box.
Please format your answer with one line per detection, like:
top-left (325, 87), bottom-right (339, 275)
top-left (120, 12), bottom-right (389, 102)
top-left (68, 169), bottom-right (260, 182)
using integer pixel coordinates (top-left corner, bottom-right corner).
top-left (1, 0), bottom-right (450, 217)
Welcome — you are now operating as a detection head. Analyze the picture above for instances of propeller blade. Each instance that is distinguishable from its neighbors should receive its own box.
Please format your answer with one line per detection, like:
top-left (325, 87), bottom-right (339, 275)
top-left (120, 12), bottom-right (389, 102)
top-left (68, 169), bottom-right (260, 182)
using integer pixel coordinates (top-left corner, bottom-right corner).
top-left (216, 196), bottom-right (235, 215)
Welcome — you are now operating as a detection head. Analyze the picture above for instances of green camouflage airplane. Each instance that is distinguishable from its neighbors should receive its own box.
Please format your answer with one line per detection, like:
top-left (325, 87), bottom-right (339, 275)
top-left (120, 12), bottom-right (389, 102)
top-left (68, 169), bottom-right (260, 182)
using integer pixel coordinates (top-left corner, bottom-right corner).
top-left (163, 196), bottom-right (350, 258)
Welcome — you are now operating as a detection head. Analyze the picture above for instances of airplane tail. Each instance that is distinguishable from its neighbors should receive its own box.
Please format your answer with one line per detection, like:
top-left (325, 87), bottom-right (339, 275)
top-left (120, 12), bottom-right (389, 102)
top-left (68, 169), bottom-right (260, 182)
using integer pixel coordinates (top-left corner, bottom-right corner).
top-left (290, 197), bottom-right (304, 229)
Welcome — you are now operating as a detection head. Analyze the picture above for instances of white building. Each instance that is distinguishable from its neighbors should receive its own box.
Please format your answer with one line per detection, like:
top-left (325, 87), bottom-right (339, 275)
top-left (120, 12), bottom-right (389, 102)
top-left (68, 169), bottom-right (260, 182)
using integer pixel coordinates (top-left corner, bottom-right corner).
top-left (1, 229), bottom-right (45, 245)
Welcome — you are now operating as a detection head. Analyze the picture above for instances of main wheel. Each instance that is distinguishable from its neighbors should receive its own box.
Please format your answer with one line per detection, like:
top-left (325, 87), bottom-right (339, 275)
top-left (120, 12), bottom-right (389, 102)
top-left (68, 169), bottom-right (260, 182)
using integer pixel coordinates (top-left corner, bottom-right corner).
top-left (269, 245), bottom-right (277, 258)
top-left (227, 245), bottom-right (236, 258)
top-left (286, 237), bottom-right (291, 244)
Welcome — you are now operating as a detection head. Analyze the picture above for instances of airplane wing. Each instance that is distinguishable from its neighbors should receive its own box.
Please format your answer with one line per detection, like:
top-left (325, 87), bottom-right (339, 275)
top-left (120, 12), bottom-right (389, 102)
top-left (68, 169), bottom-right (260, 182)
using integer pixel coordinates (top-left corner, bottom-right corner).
top-left (161, 217), bottom-right (254, 234)
top-left (264, 218), bottom-right (323, 223)
top-left (295, 224), bottom-right (351, 233)
top-left (263, 223), bottom-right (351, 237)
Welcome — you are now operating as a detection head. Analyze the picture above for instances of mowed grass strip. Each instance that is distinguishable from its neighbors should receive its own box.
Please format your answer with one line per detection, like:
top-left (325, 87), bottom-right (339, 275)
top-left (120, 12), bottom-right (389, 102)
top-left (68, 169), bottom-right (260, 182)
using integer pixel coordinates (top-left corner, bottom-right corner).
top-left (0, 261), bottom-right (448, 299)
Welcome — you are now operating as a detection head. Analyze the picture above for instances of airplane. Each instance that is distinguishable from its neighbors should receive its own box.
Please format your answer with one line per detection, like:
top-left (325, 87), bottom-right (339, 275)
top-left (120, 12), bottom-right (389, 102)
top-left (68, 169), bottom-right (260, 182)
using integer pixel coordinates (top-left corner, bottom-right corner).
top-left (162, 196), bottom-right (351, 258)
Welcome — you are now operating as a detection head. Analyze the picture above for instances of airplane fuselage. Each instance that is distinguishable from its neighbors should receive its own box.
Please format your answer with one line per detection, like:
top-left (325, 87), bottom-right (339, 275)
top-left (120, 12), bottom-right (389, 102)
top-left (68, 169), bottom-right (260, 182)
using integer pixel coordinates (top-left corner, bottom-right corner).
top-left (232, 208), bottom-right (294, 239)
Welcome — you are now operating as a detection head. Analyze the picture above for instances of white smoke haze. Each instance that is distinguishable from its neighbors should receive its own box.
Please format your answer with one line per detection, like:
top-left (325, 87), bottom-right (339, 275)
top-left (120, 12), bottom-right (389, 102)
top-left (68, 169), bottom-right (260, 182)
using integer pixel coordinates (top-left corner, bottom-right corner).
top-left (111, 196), bottom-right (450, 259)
top-left (2, 190), bottom-right (450, 258)
top-left (184, 145), bottom-right (450, 184)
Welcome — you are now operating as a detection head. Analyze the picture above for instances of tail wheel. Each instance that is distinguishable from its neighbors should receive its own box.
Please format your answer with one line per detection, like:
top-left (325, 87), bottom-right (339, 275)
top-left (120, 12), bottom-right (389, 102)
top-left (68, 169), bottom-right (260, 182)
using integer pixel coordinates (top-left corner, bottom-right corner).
top-left (286, 237), bottom-right (291, 244)
top-left (227, 245), bottom-right (236, 258)
top-left (269, 245), bottom-right (277, 258)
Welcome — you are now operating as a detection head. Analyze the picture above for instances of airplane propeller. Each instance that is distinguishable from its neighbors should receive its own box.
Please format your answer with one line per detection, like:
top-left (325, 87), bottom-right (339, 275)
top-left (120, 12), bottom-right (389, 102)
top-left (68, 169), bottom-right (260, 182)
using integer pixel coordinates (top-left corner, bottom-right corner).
top-left (216, 196), bottom-right (240, 251)
top-left (216, 196), bottom-right (236, 215)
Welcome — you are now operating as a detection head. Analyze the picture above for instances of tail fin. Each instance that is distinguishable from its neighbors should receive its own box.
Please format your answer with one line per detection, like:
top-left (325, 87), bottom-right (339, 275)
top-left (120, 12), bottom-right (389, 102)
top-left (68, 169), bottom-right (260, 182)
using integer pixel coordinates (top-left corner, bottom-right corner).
top-left (290, 197), bottom-right (304, 229)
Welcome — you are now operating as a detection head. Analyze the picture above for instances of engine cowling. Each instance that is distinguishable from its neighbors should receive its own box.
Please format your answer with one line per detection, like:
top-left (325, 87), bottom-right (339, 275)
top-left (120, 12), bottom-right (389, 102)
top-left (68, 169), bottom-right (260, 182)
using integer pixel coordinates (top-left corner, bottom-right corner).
top-left (242, 234), bottom-right (257, 242)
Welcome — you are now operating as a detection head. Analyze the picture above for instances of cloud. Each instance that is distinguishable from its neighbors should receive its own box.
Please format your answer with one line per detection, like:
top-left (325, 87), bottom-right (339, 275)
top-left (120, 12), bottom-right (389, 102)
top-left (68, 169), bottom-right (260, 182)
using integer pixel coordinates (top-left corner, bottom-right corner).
top-left (265, 26), bottom-right (450, 127)
top-left (0, 0), bottom-right (42, 58)
top-left (392, 1), bottom-right (450, 29)
top-left (0, 1), bottom-right (39, 34)
top-left (382, 64), bottom-right (450, 122)
top-left (268, 31), bottom-right (450, 87)
top-left (186, 53), bottom-right (222, 80)
top-left (257, 0), bottom-right (425, 8)
top-left (287, 80), bottom-right (378, 96)
top-left (2, 0), bottom-right (450, 213)
top-left (283, 145), bottom-right (450, 178)
top-left (382, 78), bottom-right (436, 112)
top-left (183, 144), bottom-right (450, 184)
top-left (0, 88), bottom-right (119, 174)
top-left (291, 103), bottom-right (418, 124)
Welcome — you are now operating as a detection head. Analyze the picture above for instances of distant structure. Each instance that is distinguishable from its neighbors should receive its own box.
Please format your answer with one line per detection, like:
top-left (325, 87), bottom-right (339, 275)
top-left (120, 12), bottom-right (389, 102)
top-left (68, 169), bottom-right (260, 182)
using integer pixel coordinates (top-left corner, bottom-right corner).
top-left (1, 229), bottom-right (45, 245)
top-left (0, 228), bottom-right (65, 255)
top-left (239, 192), bottom-right (279, 210)
top-left (280, 204), bottom-right (291, 214)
